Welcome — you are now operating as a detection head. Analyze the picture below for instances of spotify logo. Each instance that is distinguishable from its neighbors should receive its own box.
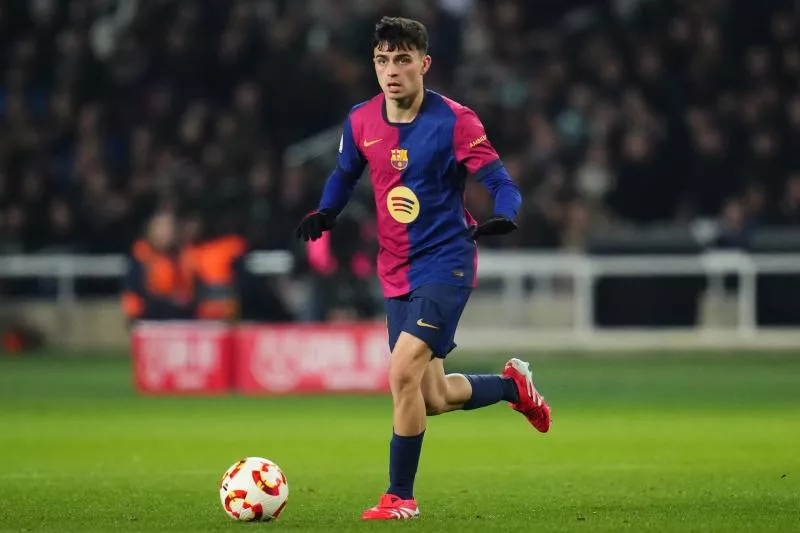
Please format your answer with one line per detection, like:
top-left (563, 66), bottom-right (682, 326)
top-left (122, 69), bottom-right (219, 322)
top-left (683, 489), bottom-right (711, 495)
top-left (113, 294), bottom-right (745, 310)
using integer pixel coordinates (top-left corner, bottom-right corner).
top-left (387, 186), bottom-right (420, 223)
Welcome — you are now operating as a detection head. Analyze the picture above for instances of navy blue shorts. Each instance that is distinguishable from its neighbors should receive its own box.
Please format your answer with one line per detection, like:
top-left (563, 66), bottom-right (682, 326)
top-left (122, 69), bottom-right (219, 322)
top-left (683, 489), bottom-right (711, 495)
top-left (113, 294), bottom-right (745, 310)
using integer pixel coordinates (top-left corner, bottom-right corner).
top-left (385, 284), bottom-right (472, 358)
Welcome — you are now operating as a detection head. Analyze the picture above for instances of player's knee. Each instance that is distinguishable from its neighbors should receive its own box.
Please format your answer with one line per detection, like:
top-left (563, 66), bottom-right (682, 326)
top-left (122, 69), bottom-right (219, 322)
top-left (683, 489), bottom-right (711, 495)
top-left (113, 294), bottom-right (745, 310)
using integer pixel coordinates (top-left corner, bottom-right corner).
top-left (389, 365), bottom-right (420, 396)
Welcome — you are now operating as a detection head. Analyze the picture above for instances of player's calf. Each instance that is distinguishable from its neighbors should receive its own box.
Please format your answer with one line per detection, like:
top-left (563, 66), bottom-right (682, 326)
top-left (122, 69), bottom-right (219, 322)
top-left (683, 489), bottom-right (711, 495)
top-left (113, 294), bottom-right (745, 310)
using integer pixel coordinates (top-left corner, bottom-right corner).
top-left (422, 374), bottom-right (471, 415)
top-left (424, 396), bottom-right (448, 416)
top-left (422, 372), bottom-right (519, 414)
top-left (460, 373), bottom-right (520, 410)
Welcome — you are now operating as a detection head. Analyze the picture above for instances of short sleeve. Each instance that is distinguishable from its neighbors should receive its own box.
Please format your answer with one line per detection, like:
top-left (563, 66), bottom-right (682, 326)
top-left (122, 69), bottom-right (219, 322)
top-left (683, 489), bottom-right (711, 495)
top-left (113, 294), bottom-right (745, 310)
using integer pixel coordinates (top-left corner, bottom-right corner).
top-left (453, 108), bottom-right (501, 178)
top-left (337, 114), bottom-right (366, 177)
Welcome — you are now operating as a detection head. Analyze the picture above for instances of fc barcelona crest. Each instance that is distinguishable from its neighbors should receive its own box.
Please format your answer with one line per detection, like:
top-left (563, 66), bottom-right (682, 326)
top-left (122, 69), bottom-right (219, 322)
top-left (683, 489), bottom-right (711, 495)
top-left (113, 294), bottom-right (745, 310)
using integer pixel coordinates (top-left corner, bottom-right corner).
top-left (390, 149), bottom-right (409, 171)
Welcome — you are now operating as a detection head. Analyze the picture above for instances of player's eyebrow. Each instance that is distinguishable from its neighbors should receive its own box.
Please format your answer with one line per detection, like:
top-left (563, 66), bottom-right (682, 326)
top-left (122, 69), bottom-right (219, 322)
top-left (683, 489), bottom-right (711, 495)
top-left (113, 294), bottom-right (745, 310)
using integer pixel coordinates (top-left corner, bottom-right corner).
top-left (374, 52), bottom-right (414, 61)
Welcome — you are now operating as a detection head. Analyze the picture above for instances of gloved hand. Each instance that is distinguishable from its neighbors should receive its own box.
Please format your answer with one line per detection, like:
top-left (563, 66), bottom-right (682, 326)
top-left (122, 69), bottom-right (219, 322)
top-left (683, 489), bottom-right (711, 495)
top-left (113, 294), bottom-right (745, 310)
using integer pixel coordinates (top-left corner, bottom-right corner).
top-left (295, 209), bottom-right (338, 242)
top-left (471, 215), bottom-right (518, 240)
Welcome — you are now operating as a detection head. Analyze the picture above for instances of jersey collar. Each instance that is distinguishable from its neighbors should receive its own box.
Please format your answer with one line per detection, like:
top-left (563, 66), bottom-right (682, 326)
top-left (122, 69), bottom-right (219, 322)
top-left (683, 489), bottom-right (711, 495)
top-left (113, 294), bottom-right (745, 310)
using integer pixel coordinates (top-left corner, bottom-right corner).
top-left (381, 89), bottom-right (430, 128)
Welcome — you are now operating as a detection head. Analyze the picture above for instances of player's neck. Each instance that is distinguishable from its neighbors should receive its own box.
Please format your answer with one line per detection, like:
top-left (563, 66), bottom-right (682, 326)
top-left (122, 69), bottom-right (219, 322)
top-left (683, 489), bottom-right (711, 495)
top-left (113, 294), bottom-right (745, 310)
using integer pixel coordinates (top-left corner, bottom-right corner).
top-left (384, 89), bottom-right (425, 124)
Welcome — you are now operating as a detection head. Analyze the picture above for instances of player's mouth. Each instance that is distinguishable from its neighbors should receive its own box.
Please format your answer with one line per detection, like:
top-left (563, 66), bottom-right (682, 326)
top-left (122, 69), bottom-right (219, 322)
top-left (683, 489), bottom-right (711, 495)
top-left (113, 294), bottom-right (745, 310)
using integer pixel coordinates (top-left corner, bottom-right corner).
top-left (386, 82), bottom-right (402, 92)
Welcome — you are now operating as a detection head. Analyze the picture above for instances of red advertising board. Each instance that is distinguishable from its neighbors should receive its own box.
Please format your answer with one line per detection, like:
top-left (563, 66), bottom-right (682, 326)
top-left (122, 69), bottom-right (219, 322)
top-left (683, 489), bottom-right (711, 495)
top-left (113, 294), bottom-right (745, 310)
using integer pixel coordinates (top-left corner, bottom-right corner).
top-left (131, 321), bottom-right (234, 395)
top-left (234, 323), bottom-right (390, 394)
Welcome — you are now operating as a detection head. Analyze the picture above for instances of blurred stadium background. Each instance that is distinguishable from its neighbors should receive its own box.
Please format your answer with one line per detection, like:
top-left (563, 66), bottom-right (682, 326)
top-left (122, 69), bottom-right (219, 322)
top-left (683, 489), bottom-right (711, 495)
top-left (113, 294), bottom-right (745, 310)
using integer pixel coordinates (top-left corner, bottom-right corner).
top-left (1, 1), bottom-right (800, 531)
top-left (3, 0), bottom-right (800, 353)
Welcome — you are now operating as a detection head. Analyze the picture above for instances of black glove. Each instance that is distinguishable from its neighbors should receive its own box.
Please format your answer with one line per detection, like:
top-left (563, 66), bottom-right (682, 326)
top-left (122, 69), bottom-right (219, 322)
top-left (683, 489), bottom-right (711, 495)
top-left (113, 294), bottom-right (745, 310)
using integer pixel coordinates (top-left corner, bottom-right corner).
top-left (471, 215), bottom-right (518, 240)
top-left (295, 209), bottom-right (338, 242)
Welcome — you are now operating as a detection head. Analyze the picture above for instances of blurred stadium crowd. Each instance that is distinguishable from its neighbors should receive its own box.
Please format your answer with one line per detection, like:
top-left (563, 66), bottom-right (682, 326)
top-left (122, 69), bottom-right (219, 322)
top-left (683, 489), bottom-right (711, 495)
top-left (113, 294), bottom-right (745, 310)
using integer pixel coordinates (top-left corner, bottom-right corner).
top-left (1, 0), bottom-right (800, 321)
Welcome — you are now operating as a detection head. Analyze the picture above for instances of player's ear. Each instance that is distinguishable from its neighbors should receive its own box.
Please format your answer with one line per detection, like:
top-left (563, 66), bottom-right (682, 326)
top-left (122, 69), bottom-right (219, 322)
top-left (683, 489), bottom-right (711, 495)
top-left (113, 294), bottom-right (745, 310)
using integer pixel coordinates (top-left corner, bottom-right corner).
top-left (421, 55), bottom-right (431, 76)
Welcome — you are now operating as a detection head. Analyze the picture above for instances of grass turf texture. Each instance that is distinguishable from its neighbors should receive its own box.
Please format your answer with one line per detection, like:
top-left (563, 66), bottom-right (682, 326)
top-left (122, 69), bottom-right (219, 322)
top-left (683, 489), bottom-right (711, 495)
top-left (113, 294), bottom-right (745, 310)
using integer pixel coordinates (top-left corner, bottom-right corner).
top-left (0, 351), bottom-right (798, 532)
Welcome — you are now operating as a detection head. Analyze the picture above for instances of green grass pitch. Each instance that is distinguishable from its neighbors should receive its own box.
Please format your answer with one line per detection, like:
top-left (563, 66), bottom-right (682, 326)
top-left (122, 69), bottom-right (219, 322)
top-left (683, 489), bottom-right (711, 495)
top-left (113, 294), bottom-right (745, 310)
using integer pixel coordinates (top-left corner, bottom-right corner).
top-left (1, 350), bottom-right (799, 532)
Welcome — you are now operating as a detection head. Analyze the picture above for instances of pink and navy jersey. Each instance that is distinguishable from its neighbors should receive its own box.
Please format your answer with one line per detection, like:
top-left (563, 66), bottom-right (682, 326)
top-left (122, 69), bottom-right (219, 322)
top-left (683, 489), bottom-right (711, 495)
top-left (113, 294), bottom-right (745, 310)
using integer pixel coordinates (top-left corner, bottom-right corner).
top-left (320, 90), bottom-right (521, 298)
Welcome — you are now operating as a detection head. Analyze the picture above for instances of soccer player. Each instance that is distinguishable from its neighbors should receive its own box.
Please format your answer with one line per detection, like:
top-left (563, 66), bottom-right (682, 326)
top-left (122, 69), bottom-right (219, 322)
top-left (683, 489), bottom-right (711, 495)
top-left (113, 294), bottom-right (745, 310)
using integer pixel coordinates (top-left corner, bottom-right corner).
top-left (295, 16), bottom-right (551, 521)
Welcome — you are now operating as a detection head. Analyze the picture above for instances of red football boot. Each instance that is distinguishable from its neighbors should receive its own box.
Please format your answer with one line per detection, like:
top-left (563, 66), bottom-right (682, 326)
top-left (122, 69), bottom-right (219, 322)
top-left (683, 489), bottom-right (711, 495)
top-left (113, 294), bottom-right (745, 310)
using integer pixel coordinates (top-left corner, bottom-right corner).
top-left (361, 494), bottom-right (419, 520)
top-left (502, 358), bottom-right (551, 433)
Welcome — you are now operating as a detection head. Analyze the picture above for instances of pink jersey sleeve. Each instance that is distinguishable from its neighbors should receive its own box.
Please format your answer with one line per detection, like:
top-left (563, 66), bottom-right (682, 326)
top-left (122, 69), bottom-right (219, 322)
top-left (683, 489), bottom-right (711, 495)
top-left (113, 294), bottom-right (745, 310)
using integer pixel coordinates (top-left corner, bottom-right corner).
top-left (453, 107), bottom-right (500, 175)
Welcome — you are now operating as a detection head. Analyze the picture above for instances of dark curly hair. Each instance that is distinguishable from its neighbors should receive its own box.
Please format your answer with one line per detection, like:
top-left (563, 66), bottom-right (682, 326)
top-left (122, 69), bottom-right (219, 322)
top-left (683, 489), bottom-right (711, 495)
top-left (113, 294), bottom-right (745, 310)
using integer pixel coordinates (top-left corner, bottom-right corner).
top-left (371, 16), bottom-right (428, 54)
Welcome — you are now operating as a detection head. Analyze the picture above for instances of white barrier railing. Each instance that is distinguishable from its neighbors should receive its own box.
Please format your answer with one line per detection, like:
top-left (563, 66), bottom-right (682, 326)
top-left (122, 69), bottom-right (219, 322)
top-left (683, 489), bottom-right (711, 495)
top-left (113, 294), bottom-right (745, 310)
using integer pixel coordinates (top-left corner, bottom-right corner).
top-left (475, 250), bottom-right (764, 337)
top-left (1, 251), bottom-right (799, 345)
top-left (0, 251), bottom-right (294, 316)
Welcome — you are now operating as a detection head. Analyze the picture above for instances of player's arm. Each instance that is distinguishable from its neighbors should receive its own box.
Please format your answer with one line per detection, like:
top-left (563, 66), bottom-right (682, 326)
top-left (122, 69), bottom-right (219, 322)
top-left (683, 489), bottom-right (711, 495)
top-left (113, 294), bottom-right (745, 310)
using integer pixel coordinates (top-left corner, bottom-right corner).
top-left (295, 113), bottom-right (366, 242)
top-left (454, 108), bottom-right (522, 238)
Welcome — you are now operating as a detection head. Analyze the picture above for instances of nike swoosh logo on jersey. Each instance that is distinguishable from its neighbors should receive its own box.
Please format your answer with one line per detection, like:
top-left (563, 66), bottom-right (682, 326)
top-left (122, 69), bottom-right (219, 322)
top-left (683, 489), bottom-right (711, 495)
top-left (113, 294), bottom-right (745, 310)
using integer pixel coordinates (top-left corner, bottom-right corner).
top-left (363, 138), bottom-right (383, 148)
top-left (416, 319), bottom-right (439, 330)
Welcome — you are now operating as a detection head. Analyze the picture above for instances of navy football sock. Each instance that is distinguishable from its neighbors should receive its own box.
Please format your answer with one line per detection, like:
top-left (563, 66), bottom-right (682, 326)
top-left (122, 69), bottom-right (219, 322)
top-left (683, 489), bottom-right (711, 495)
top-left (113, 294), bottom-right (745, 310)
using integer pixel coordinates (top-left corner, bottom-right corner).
top-left (387, 431), bottom-right (425, 500)
top-left (462, 374), bottom-right (519, 410)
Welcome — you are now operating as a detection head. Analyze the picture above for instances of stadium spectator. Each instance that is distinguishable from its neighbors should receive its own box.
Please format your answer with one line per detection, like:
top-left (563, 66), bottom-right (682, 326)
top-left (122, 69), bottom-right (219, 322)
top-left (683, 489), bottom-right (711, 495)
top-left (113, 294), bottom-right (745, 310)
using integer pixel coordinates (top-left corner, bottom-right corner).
top-left (186, 218), bottom-right (247, 321)
top-left (122, 211), bottom-right (194, 322)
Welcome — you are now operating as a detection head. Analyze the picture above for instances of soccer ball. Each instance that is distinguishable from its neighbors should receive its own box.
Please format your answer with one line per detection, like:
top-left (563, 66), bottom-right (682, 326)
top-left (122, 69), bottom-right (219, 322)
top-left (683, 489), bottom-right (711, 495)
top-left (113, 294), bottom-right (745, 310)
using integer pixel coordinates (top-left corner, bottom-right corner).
top-left (219, 457), bottom-right (289, 521)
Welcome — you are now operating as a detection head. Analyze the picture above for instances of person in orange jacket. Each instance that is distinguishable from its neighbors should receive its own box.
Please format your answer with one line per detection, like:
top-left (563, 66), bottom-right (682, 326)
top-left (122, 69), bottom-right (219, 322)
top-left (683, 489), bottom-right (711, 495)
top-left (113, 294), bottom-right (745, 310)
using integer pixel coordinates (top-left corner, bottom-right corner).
top-left (185, 223), bottom-right (247, 321)
top-left (122, 212), bottom-right (194, 322)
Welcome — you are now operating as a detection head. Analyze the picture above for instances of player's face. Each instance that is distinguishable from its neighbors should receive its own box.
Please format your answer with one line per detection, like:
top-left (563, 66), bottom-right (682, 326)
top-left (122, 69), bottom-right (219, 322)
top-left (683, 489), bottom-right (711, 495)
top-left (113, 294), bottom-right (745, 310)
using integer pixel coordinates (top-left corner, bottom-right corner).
top-left (373, 44), bottom-right (431, 101)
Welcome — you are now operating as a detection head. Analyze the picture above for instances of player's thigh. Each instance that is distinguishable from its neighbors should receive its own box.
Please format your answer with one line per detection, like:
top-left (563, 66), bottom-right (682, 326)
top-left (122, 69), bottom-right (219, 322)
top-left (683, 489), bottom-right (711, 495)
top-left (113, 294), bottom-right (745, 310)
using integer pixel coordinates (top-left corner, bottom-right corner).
top-left (390, 331), bottom-right (435, 389)
top-left (386, 295), bottom-right (433, 390)
top-left (385, 294), bottom-right (410, 353)
top-left (402, 284), bottom-right (472, 358)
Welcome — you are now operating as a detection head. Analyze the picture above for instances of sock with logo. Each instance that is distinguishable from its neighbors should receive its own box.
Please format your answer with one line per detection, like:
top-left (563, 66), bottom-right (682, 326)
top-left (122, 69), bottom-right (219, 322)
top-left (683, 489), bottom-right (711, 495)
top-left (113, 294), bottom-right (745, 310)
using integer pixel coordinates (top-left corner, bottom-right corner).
top-left (462, 374), bottom-right (519, 410)
top-left (387, 431), bottom-right (425, 500)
